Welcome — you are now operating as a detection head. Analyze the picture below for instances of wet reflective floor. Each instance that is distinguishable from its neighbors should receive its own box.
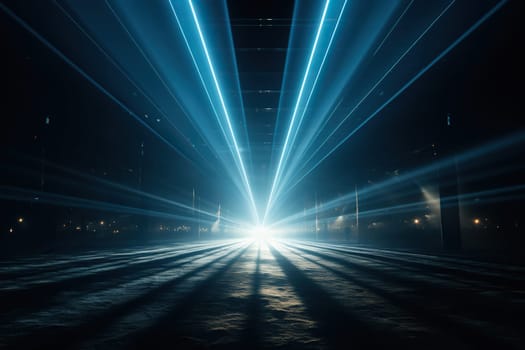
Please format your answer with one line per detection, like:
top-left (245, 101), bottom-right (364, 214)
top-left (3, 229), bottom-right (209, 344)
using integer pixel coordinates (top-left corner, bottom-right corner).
top-left (1, 239), bottom-right (524, 349)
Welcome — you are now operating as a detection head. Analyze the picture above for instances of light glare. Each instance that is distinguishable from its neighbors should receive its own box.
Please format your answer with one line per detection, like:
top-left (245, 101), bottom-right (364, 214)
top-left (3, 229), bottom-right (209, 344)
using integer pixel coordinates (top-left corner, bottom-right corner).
top-left (249, 225), bottom-right (273, 240)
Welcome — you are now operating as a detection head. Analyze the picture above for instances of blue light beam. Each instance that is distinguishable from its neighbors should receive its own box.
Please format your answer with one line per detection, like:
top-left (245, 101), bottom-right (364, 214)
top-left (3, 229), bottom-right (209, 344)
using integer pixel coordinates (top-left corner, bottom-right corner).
top-left (306, 0), bottom-right (508, 187)
top-left (188, 0), bottom-right (259, 223)
top-left (272, 1), bottom-right (348, 209)
top-left (281, 0), bottom-right (456, 197)
top-left (0, 2), bottom-right (196, 167)
top-left (264, 0), bottom-right (331, 223)
top-left (281, 0), bottom-right (509, 198)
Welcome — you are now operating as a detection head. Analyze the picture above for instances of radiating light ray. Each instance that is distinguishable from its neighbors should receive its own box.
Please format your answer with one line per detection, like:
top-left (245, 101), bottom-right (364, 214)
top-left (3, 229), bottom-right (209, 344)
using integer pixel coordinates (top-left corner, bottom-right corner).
top-left (0, 185), bottom-right (216, 225)
top-left (271, 0), bottom-right (348, 208)
top-left (372, 0), bottom-right (415, 57)
top-left (281, 0), bottom-right (511, 198)
top-left (52, 162), bottom-right (240, 225)
top-left (356, 185), bottom-right (525, 221)
top-left (103, 1), bottom-right (216, 161)
top-left (308, 0), bottom-right (455, 156)
top-left (273, 130), bottom-right (525, 226)
top-left (62, 0), bottom-right (237, 184)
top-left (282, 0), bottom-right (456, 195)
top-left (307, 0), bottom-right (508, 181)
top-left (282, 184), bottom-right (525, 232)
top-left (166, 0), bottom-right (245, 190)
top-left (6, 0), bottom-right (258, 224)
top-left (169, 0), bottom-right (256, 218)
top-left (188, 0), bottom-right (259, 223)
top-left (59, 0), bottom-right (193, 154)
top-left (275, 97), bottom-right (345, 202)
top-left (222, 1), bottom-right (253, 160)
top-left (269, 3), bottom-right (299, 166)
top-left (264, 0), bottom-right (331, 223)
top-left (68, 1), bottom-right (250, 206)
top-left (54, 0), bottom-right (210, 166)
top-left (0, 2), bottom-right (197, 166)
top-left (3, 0), bottom-right (516, 233)
top-left (2, 159), bottom-right (239, 225)
top-left (104, 0), bottom-right (180, 112)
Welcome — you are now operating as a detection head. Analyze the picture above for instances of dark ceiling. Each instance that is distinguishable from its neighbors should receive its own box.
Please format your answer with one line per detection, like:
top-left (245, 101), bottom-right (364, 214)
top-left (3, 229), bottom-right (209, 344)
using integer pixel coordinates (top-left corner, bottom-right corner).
top-left (227, 1), bottom-right (295, 179)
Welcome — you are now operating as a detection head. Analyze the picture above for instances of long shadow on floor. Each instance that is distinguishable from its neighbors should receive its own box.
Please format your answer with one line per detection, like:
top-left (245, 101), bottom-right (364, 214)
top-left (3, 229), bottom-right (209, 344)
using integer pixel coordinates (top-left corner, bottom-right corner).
top-left (268, 243), bottom-right (402, 349)
top-left (127, 243), bottom-right (252, 349)
top-left (0, 242), bottom-right (235, 315)
top-left (284, 244), bottom-right (513, 349)
top-left (287, 242), bottom-right (524, 335)
top-left (298, 241), bottom-right (525, 288)
top-left (5, 243), bottom-right (246, 349)
top-left (239, 243), bottom-right (262, 349)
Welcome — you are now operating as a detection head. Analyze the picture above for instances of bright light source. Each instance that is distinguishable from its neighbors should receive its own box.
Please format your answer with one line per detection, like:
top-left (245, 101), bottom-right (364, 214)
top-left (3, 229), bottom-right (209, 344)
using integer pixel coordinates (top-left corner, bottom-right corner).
top-left (17, 217), bottom-right (24, 223)
top-left (473, 218), bottom-right (480, 225)
top-left (249, 225), bottom-right (273, 240)
top-left (413, 218), bottom-right (420, 224)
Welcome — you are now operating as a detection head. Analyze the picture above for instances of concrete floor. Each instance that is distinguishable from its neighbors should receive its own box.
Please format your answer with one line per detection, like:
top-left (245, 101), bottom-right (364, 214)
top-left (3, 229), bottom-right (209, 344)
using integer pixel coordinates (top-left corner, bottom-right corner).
top-left (1, 239), bottom-right (524, 349)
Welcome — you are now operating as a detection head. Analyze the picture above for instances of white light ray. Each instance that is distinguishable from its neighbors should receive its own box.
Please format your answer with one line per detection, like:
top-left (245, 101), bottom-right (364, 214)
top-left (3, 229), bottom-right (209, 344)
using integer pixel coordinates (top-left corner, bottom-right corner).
top-left (188, 0), bottom-right (259, 223)
top-left (264, 0), bottom-right (331, 223)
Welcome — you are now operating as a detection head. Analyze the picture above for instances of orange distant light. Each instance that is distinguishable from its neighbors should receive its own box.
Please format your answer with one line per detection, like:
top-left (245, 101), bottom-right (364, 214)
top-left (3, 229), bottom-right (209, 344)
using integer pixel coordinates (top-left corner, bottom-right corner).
top-left (473, 218), bottom-right (481, 225)
top-left (17, 217), bottom-right (24, 223)
top-left (413, 218), bottom-right (420, 224)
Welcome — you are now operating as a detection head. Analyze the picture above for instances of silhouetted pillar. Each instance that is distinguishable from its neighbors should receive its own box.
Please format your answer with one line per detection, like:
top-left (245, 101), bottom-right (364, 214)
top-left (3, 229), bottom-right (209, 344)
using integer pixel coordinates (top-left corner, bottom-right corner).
top-left (355, 184), bottom-right (360, 243)
top-left (439, 163), bottom-right (461, 250)
top-left (191, 187), bottom-right (196, 239)
top-left (439, 113), bottom-right (461, 250)
top-left (315, 193), bottom-right (319, 240)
